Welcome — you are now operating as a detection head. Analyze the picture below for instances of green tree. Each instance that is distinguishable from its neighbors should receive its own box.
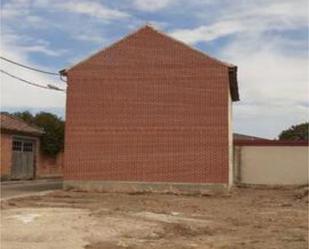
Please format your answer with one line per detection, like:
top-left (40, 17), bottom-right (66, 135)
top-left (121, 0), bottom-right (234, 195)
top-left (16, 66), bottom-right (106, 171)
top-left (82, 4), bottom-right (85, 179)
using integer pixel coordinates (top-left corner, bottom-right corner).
top-left (34, 112), bottom-right (64, 156)
top-left (279, 122), bottom-right (309, 141)
top-left (13, 111), bottom-right (64, 156)
top-left (13, 111), bottom-right (34, 124)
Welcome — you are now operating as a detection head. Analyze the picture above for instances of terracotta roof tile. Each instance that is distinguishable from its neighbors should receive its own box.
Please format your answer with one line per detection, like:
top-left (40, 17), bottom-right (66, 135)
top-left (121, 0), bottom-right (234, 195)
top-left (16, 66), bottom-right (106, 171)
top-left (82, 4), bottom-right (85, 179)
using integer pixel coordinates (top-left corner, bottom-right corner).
top-left (0, 112), bottom-right (44, 136)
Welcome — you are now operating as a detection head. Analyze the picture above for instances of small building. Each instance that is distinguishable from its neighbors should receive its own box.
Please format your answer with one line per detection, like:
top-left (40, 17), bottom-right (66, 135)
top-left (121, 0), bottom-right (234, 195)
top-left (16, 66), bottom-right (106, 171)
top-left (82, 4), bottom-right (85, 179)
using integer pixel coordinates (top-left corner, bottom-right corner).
top-left (0, 112), bottom-right (63, 180)
top-left (60, 25), bottom-right (240, 192)
top-left (1, 112), bottom-right (43, 180)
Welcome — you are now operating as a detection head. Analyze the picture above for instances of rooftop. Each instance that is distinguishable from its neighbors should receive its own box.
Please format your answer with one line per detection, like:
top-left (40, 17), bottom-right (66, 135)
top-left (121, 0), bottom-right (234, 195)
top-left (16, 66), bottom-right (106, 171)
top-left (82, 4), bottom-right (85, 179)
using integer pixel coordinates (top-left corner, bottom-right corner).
top-left (0, 112), bottom-right (44, 136)
top-left (233, 133), bottom-right (269, 141)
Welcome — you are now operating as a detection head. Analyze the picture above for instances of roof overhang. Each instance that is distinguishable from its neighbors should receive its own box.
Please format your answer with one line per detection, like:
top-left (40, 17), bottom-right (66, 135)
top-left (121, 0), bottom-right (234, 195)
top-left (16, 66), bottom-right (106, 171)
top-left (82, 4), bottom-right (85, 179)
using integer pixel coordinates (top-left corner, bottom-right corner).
top-left (59, 69), bottom-right (67, 76)
top-left (1, 128), bottom-right (44, 137)
top-left (229, 66), bottom-right (240, 101)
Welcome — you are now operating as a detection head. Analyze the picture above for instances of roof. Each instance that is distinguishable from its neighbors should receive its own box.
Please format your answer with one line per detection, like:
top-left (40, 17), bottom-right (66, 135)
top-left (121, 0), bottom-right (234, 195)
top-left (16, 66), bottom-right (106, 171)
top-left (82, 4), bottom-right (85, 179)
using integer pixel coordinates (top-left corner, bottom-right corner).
top-left (233, 133), bottom-right (269, 141)
top-left (0, 112), bottom-right (44, 136)
top-left (60, 25), bottom-right (240, 101)
top-left (234, 140), bottom-right (309, 146)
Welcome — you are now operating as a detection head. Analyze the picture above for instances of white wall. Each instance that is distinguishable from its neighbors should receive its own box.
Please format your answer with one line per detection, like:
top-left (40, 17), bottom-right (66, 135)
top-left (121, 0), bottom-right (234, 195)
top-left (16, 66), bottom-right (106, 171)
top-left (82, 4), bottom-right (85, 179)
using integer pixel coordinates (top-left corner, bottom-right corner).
top-left (228, 89), bottom-right (233, 187)
top-left (235, 146), bottom-right (309, 185)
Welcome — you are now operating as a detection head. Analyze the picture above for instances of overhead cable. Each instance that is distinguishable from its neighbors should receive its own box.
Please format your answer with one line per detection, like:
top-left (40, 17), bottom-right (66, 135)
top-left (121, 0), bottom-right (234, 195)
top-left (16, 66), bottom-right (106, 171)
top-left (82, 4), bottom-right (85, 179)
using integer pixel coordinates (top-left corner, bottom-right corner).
top-left (0, 69), bottom-right (66, 92)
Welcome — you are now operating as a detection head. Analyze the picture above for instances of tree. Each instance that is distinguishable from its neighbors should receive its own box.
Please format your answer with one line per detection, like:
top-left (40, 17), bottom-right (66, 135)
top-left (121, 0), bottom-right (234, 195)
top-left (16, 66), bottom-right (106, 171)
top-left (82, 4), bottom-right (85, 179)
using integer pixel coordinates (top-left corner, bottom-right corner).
top-left (13, 111), bottom-right (64, 156)
top-left (13, 111), bottom-right (34, 124)
top-left (279, 122), bottom-right (309, 141)
top-left (33, 112), bottom-right (65, 156)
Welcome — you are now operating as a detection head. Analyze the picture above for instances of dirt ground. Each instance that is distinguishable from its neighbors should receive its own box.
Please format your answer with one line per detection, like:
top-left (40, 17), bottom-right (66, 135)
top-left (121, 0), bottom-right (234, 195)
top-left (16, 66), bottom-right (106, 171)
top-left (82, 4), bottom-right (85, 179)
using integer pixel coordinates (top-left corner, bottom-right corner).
top-left (1, 186), bottom-right (308, 249)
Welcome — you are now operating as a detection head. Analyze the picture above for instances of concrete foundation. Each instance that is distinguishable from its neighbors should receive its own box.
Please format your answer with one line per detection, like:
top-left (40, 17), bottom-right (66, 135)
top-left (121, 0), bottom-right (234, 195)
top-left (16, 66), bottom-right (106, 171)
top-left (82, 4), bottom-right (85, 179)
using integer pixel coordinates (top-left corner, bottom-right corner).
top-left (63, 180), bottom-right (228, 194)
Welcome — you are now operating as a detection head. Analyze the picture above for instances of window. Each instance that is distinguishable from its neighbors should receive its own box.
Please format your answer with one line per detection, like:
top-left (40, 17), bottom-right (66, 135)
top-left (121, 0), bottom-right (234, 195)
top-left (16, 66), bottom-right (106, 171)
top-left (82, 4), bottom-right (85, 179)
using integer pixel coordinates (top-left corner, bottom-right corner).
top-left (12, 139), bottom-right (34, 152)
top-left (23, 142), bottom-right (33, 152)
top-left (12, 140), bottom-right (22, 151)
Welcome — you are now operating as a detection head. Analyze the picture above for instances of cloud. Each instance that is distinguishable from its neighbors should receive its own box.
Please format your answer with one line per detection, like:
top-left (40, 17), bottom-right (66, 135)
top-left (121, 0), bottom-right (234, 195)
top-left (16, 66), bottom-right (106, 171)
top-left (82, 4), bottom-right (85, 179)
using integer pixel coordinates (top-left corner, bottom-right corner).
top-left (57, 1), bottom-right (130, 20)
top-left (167, 0), bottom-right (308, 138)
top-left (170, 0), bottom-right (307, 44)
top-left (0, 31), bottom-right (66, 109)
top-left (20, 45), bottom-right (67, 57)
top-left (233, 102), bottom-right (308, 139)
top-left (1, 0), bottom-right (307, 138)
top-left (1, 0), bottom-right (31, 19)
top-left (73, 34), bottom-right (106, 44)
top-left (220, 32), bottom-right (308, 138)
top-left (170, 21), bottom-right (245, 44)
top-left (133, 0), bottom-right (175, 12)
top-left (1, 28), bottom-right (66, 57)
top-left (2, 0), bottom-right (130, 20)
top-left (2, 0), bottom-right (131, 36)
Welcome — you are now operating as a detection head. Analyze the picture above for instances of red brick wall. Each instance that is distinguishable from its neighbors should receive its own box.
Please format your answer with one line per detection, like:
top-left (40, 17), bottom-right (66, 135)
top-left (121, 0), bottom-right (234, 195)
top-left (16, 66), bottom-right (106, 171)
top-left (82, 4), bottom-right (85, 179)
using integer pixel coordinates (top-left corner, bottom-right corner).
top-left (37, 152), bottom-right (63, 178)
top-left (64, 26), bottom-right (230, 184)
top-left (0, 133), bottom-right (12, 178)
top-left (0, 132), bottom-right (62, 179)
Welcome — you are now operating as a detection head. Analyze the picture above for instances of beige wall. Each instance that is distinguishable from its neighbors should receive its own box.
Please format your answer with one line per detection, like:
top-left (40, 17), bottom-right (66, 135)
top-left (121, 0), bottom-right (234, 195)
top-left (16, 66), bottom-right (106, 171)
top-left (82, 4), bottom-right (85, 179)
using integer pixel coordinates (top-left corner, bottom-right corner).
top-left (234, 145), bottom-right (309, 185)
top-left (228, 88), bottom-right (233, 187)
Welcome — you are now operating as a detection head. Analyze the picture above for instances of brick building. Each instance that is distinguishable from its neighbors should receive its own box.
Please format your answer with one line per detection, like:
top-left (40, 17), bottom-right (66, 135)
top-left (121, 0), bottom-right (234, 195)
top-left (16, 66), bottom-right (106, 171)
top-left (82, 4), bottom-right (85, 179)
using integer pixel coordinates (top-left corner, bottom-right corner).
top-left (0, 112), bottom-right (63, 180)
top-left (61, 25), bottom-right (239, 192)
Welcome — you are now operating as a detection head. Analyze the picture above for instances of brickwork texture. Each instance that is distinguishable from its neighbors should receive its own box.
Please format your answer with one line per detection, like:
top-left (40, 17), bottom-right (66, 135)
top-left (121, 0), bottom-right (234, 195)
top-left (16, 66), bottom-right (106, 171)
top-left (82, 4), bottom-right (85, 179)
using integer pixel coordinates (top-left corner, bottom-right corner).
top-left (0, 133), bottom-right (12, 178)
top-left (0, 132), bottom-right (62, 179)
top-left (38, 152), bottom-right (63, 178)
top-left (64, 26), bottom-right (235, 184)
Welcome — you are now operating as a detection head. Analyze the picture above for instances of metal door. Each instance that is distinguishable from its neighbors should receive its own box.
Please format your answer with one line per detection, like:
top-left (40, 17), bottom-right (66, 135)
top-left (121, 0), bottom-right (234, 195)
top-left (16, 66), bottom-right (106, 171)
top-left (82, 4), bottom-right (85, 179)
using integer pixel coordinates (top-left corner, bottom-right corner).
top-left (11, 138), bottom-right (35, 180)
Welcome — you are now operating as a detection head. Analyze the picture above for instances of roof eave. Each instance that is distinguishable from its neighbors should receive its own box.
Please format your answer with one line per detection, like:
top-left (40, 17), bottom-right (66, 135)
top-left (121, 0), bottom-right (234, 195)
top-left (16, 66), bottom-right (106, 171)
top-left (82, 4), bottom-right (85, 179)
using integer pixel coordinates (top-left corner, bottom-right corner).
top-left (229, 66), bottom-right (240, 102)
top-left (59, 69), bottom-right (67, 76)
top-left (1, 128), bottom-right (44, 137)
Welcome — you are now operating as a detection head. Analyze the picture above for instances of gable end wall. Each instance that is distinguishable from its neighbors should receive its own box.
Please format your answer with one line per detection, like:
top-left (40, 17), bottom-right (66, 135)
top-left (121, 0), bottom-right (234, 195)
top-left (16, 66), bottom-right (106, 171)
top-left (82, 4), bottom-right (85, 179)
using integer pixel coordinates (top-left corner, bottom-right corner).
top-left (64, 27), bottom-right (231, 186)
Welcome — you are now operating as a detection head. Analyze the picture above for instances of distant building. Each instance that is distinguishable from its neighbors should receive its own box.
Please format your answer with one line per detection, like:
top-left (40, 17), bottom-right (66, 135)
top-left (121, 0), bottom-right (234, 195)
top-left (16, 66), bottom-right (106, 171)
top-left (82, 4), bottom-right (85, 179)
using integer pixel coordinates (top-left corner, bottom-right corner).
top-left (60, 25), bottom-right (240, 192)
top-left (0, 112), bottom-right (62, 180)
top-left (233, 133), bottom-right (269, 141)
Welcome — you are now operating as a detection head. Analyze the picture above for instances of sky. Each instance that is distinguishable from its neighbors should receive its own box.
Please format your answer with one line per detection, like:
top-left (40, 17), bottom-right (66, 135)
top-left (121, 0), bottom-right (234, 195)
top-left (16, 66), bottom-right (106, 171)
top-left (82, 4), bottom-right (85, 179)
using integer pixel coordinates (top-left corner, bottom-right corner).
top-left (1, 0), bottom-right (308, 138)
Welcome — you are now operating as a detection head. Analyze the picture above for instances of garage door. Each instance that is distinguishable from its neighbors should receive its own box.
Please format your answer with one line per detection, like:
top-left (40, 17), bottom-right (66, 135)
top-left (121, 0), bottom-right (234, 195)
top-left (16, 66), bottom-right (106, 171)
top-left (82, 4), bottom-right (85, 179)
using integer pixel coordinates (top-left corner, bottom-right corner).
top-left (11, 138), bottom-right (35, 180)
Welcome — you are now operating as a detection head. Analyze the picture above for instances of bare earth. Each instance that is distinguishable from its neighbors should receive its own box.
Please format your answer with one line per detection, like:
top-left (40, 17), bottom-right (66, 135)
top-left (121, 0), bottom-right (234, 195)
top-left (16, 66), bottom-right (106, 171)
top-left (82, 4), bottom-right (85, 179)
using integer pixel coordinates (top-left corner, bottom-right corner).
top-left (1, 187), bottom-right (308, 249)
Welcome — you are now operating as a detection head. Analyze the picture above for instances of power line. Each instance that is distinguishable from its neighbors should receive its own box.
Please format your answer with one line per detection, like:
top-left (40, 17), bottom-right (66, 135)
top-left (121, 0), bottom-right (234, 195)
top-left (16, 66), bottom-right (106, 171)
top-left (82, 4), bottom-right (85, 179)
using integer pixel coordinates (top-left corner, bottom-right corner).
top-left (60, 74), bottom-right (67, 83)
top-left (0, 56), bottom-right (60, 76)
top-left (0, 69), bottom-right (66, 92)
top-left (0, 56), bottom-right (67, 83)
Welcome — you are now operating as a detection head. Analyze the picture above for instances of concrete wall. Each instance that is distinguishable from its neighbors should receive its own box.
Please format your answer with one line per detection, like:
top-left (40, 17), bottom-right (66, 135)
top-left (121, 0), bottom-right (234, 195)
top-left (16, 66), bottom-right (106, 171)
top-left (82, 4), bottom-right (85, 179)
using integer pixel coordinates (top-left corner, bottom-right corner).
top-left (64, 180), bottom-right (228, 194)
top-left (234, 144), bottom-right (309, 185)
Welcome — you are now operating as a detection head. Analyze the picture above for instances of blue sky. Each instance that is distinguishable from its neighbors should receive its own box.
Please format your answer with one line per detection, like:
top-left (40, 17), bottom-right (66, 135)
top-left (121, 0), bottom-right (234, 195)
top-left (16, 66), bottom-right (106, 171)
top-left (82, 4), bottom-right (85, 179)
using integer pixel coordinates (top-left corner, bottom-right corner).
top-left (1, 0), bottom-right (308, 138)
